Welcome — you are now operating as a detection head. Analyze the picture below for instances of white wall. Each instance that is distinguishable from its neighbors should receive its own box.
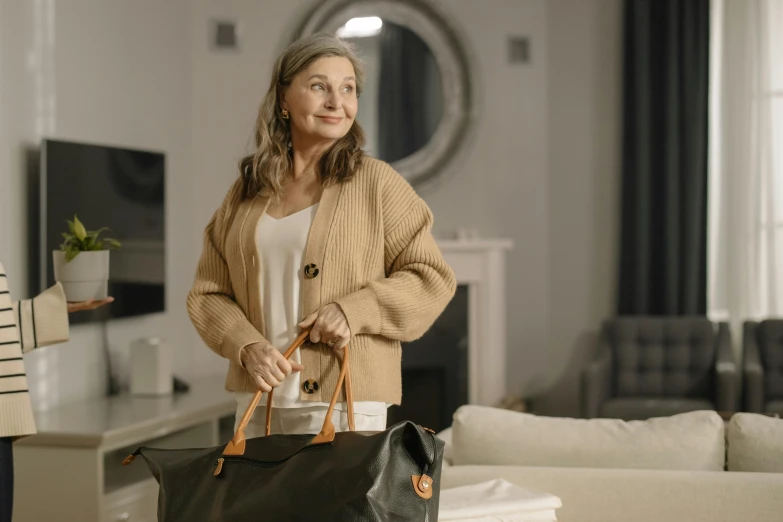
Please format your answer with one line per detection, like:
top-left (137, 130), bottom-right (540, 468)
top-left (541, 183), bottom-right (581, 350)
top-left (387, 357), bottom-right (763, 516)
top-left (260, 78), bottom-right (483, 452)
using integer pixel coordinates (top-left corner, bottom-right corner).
top-left (0, 0), bottom-right (620, 415)
top-left (421, 0), bottom-right (553, 401)
top-left (189, 0), bottom-right (314, 241)
top-left (0, 0), bottom-right (206, 410)
top-left (420, 0), bottom-right (621, 415)
top-left (540, 0), bottom-right (621, 416)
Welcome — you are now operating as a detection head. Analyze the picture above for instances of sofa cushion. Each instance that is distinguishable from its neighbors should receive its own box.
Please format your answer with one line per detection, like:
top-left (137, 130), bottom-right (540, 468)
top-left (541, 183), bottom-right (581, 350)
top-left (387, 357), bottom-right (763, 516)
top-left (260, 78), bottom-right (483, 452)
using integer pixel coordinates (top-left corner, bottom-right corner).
top-left (451, 406), bottom-right (725, 471)
top-left (599, 397), bottom-right (714, 420)
top-left (727, 413), bottom-right (783, 472)
top-left (442, 465), bottom-right (783, 522)
top-left (437, 426), bottom-right (454, 465)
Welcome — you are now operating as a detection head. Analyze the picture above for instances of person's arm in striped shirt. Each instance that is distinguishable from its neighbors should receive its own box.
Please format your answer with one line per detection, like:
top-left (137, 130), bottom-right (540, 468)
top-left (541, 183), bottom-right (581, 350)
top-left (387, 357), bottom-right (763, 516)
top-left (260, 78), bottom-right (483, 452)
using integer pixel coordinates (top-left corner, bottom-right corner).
top-left (11, 283), bottom-right (70, 352)
top-left (10, 282), bottom-right (113, 353)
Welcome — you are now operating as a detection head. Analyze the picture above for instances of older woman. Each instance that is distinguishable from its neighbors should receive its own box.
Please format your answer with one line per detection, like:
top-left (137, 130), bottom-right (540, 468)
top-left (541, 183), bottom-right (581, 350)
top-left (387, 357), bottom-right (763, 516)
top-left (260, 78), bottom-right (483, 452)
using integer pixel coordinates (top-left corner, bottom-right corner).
top-left (187, 34), bottom-right (456, 437)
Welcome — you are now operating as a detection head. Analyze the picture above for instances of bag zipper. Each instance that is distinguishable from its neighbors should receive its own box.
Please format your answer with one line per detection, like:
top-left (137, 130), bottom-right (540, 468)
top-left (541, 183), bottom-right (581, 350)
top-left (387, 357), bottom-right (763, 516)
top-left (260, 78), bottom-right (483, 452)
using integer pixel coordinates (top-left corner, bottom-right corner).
top-left (212, 443), bottom-right (329, 477)
top-left (212, 455), bottom-right (283, 477)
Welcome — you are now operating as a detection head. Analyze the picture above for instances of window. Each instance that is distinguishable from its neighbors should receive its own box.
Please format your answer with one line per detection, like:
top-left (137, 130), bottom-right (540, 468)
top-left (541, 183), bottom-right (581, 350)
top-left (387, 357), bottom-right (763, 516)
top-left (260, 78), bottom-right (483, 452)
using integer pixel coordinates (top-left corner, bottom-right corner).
top-left (708, 0), bottom-right (783, 322)
top-left (757, 0), bottom-right (783, 314)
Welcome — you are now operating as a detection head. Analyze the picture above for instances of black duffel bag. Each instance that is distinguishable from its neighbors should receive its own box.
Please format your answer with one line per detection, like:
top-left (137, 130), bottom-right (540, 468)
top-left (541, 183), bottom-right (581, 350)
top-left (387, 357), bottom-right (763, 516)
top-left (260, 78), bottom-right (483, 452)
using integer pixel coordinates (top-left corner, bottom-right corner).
top-left (123, 329), bottom-right (444, 521)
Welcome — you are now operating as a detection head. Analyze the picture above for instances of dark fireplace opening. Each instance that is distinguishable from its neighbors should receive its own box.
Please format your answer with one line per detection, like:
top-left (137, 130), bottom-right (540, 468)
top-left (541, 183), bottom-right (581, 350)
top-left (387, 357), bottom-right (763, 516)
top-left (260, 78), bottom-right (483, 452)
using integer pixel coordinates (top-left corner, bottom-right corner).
top-left (387, 368), bottom-right (446, 429)
top-left (388, 285), bottom-right (469, 432)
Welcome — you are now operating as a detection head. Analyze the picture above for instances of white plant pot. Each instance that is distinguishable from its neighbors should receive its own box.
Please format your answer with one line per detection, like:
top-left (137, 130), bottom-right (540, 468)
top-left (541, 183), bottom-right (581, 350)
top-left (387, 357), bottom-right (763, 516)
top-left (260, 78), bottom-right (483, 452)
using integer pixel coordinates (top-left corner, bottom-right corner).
top-left (52, 250), bottom-right (110, 302)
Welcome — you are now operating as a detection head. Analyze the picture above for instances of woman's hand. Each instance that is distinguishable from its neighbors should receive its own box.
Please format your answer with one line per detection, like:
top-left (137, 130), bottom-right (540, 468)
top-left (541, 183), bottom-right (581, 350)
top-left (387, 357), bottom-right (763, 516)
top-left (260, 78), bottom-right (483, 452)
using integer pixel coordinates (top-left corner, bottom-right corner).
top-left (298, 303), bottom-right (351, 350)
top-left (241, 342), bottom-right (304, 392)
top-left (67, 297), bottom-right (114, 313)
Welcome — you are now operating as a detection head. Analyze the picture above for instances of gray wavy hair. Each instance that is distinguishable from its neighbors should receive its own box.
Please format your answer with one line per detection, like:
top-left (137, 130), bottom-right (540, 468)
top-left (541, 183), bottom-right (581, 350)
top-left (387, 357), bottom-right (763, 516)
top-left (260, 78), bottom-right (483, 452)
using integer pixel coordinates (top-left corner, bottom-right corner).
top-left (239, 33), bottom-right (367, 198)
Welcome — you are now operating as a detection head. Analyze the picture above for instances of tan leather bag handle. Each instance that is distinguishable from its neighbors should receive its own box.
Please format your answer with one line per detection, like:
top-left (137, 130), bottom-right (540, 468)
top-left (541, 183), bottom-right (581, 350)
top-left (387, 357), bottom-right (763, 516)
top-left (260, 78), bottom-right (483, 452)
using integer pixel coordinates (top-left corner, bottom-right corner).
top-left (222, 328), bottom-right (355, 456)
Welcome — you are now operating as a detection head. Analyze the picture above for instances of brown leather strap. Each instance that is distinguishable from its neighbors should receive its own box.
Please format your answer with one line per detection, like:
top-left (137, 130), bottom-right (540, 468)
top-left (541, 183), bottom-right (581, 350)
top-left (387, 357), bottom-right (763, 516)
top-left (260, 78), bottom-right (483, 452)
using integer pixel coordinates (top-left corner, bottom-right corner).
top-left (344, 356), bottom-right (356, 432)
top-left (223, 329), bottom-right (354, 456)
top-left (309, 344), bottom-right (351, 444)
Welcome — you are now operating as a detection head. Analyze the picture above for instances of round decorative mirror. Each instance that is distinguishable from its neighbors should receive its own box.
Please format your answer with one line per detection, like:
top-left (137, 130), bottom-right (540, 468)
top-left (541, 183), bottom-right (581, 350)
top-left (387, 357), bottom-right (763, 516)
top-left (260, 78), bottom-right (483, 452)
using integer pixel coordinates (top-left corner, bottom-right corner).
top-left (295, 0), bottom-right (475, 187)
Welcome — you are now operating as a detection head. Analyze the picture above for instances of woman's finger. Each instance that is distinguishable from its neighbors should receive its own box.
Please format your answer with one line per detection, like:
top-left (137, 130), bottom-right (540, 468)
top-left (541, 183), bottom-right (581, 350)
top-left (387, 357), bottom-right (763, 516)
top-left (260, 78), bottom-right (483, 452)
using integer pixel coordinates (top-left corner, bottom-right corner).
top-left (276, 357), bottom-right (304, 375)
top-left (324, 317), bottom-right (345, 344)
top-left (298, 311), bottom-right (318, 329)
top-left (322, 327), bottom-right (340, 348)
top-left (335, 336), bottom-right (350, 351)
top-left (326, 322), bottom-right (349, 350)
top-left (262, 373), bottom-right (280, 388)
top-left (277, 357), bottom-right (293, 376)
top-left (310, 315), bottom-right (327, 344)
top-left (254, 376), bottom-right (272, 392)
top-left (267, 365), bottom-right (285, 382)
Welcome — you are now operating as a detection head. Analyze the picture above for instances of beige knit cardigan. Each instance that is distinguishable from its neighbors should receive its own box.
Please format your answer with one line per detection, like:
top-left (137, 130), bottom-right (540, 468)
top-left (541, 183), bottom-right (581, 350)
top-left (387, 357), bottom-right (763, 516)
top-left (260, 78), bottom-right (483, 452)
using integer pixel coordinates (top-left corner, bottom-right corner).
top-left (0, 263), bottom-right (69, 439)
top-left (187, 158), bottom-right (456, 405)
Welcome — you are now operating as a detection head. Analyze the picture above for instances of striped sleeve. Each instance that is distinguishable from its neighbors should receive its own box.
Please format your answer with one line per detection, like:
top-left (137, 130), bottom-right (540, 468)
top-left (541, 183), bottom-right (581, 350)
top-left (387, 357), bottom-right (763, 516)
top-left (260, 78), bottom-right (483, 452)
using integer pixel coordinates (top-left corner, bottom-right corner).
top-left (11, 283), bottom-right (69, 353)
top-left (0, 268), bottom-right (19, 351)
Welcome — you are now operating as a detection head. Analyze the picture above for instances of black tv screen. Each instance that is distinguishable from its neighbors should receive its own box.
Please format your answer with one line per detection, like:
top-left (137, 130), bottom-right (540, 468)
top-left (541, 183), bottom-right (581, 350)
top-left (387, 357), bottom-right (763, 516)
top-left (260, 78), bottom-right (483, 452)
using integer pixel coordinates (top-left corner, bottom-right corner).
top-left (40, 139), bottom-right (165, 324)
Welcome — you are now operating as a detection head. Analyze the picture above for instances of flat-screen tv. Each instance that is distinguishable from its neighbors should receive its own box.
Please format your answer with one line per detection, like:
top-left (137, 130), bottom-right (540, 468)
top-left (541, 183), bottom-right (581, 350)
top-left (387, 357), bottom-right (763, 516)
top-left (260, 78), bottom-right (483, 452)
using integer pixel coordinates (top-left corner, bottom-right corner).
top-left (39, 139), bottom-right (165, 324)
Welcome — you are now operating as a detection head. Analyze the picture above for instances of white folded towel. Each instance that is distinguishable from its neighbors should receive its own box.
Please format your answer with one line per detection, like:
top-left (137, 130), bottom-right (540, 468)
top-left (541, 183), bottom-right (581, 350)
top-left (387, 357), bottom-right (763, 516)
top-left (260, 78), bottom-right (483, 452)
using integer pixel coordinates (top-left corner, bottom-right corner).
top-left (438, 478), bottom-right (562, 522)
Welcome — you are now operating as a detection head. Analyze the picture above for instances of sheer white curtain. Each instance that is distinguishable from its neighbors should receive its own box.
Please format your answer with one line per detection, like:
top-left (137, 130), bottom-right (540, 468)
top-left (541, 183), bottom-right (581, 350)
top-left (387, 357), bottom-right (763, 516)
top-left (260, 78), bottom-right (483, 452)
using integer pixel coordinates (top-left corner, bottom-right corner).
top-left (708, 0), bottom-right (783, 343)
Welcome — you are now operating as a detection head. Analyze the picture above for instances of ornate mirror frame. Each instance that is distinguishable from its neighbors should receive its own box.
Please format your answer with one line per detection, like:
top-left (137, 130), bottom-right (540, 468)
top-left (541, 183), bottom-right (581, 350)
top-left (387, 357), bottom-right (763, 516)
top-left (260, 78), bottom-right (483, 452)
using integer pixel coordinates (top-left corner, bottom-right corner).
top-left (294, 0), bottom-right (476, 187)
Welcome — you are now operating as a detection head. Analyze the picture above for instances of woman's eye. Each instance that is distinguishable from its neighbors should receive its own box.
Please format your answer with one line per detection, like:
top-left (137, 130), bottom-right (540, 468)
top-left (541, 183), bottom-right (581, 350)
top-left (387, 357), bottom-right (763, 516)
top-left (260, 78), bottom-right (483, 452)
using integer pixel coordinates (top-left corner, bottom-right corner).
top-left (342, 85), bottom-right (354, 93)
top-left (312, 83), bottom-right (325, 91)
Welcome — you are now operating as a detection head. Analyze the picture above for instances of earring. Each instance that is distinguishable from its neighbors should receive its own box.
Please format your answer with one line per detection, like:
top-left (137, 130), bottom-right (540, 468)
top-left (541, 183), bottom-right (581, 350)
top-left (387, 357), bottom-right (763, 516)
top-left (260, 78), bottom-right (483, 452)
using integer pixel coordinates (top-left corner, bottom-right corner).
top-left (281, 109), bottom-right (290, 120)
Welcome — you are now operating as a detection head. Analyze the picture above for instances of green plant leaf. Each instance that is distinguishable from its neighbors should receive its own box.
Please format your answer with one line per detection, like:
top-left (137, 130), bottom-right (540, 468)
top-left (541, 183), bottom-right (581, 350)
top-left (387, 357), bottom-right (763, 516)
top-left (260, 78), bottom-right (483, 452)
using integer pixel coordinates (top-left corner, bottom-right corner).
top-left (60, 216), bottom-right (119, 254)
top-left (72, 215), bottom-right (87, 241)
top-left (59, 235), bottom-right (78, 251)
top-left (88, 227), bottom-right (109, 240)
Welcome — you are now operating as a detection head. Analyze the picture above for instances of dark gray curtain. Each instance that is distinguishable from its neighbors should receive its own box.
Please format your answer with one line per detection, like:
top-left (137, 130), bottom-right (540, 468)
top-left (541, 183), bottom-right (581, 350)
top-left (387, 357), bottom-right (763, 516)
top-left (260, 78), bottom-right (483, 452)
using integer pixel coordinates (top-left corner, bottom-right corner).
top-left (618, 0), bottom-right (710, 315)
top-left (377, 22), bottom-right (440, 163)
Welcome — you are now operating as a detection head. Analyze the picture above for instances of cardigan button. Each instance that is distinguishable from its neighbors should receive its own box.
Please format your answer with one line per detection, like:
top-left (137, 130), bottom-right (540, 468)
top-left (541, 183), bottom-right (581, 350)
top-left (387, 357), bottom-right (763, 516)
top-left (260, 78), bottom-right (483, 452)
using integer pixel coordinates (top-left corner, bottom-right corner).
top-left (304, 263), bottom-right (319, 279)
top-left (303, 379), bottom-right (319, 394)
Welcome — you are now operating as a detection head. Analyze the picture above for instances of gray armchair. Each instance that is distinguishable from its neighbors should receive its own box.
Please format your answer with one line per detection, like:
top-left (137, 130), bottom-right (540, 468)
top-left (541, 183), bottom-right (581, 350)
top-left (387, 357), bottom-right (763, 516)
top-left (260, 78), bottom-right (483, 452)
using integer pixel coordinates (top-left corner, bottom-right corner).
top-left (582, 317), bottom-right (737, 420)
top-left (743, 320), bottom-right (783, 415)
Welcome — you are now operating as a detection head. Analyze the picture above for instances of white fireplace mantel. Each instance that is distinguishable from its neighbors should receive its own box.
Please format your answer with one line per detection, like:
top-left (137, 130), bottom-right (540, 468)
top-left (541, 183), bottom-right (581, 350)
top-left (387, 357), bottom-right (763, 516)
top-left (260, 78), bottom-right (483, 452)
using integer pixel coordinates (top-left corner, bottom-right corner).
top-left (437, 237), bottom-right (513, 407)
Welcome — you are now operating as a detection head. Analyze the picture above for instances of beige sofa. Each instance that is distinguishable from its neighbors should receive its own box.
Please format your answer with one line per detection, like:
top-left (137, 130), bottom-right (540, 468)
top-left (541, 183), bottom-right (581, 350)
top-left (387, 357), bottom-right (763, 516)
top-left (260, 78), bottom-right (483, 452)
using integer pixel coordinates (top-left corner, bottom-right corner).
top-left (440, 407), bottom-right (783, 522)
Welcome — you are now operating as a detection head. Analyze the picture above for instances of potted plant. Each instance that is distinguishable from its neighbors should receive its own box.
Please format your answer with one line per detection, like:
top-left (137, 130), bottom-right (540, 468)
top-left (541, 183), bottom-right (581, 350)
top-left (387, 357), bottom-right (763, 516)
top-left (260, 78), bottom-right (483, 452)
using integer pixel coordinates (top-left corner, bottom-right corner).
top-left (53, 214), bottom-right (121, 302)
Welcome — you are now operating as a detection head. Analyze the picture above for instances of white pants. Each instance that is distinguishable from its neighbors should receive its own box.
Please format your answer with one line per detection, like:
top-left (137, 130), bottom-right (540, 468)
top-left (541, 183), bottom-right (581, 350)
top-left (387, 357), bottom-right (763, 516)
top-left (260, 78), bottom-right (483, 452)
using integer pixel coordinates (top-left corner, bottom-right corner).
top-left (234, 404), bottom-right (387, 438)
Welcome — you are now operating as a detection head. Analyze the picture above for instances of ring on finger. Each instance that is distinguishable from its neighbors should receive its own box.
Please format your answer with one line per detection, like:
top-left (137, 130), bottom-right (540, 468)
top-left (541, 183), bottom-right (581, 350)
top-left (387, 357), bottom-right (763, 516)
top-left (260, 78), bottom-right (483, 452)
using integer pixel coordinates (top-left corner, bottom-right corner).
top-left (327, 338), bottom-right (337, 347)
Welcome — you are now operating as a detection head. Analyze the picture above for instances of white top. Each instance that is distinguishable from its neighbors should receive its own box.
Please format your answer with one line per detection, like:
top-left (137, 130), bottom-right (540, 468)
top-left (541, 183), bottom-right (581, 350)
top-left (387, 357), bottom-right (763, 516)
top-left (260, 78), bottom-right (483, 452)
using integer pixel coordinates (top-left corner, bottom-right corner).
top-left (235, 204), bottom-right (386, 415)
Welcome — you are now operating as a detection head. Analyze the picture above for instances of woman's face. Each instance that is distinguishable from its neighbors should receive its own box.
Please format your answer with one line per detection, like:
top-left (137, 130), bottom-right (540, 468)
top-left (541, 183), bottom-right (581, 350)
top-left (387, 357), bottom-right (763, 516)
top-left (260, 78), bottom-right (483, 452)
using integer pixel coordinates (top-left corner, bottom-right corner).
top-left (282, 56), bottom-right (358, 146)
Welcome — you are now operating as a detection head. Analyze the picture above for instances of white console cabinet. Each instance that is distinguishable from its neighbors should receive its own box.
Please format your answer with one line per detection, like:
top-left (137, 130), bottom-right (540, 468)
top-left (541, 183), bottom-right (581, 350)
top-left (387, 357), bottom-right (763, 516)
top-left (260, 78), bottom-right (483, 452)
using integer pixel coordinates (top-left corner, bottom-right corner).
top-left (13, 376), bottom-right (236, 522)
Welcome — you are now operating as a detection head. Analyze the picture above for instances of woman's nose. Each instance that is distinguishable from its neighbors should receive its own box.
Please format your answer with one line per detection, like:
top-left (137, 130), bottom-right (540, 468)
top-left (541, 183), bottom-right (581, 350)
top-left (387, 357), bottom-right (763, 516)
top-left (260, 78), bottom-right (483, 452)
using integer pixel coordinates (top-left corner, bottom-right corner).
top-left (325, 91), bottom-right (340, 110)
